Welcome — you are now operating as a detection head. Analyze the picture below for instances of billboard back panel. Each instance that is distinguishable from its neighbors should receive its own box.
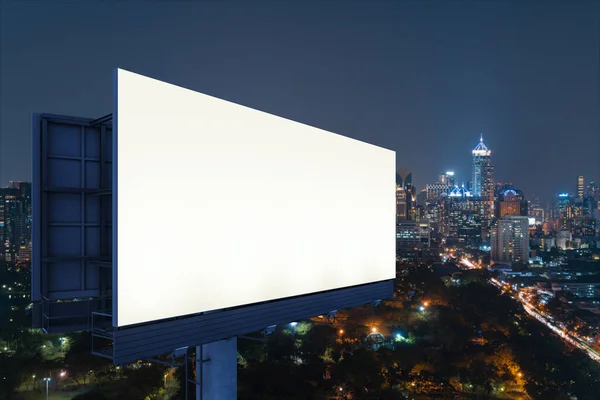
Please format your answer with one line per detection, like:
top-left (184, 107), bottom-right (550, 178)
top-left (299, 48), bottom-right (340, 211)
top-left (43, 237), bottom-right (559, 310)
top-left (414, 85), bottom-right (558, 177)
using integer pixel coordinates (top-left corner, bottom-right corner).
top-left (114, 69), bottom-right (395, 327)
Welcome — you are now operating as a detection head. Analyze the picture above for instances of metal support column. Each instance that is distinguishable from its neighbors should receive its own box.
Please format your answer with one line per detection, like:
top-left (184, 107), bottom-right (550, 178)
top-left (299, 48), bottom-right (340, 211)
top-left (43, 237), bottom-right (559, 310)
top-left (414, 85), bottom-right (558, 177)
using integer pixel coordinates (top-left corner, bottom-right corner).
top-left (195, 345), bottom-right (203, 400)
top-left (189, 337), bottom-right (237, 400)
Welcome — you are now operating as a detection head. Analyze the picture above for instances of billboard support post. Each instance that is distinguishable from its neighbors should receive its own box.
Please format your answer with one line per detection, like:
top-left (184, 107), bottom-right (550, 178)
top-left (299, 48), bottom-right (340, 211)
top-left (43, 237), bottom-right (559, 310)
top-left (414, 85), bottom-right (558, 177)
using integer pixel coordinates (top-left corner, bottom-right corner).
top-left (193, 338), bottom-right (237, 400)
top-left (195, 345), bottom-right (202, 400)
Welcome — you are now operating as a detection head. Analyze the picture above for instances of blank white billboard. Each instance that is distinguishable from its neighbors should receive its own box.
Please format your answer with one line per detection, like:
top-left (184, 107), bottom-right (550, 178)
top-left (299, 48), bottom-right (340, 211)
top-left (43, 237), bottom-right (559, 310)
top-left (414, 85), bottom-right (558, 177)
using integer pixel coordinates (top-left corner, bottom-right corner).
top-left (113, 68), bottom-right (395, 327)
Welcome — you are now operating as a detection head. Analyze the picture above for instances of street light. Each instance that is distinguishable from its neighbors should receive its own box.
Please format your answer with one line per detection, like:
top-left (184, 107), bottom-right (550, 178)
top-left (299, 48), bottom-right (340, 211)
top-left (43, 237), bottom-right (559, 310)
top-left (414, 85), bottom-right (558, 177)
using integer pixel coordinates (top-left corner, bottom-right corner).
top-left (43, 377), bottom-right (50, 400)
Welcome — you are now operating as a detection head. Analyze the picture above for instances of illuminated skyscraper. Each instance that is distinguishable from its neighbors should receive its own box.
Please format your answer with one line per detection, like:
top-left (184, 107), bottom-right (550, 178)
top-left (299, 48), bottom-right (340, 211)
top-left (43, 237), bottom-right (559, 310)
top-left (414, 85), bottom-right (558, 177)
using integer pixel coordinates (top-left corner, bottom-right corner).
top-left (396, 169), bottom-right (414, 221)
top-left (491, 216), bottom-right (530, 263)
top-left (472, 136), bottom-right (494, 239)
top-left (439, 171), bottom-right (456, 187)
top-left (577, 176), bottom-right (584, 199)
top-left (471, 136), bottom-right (494, 201)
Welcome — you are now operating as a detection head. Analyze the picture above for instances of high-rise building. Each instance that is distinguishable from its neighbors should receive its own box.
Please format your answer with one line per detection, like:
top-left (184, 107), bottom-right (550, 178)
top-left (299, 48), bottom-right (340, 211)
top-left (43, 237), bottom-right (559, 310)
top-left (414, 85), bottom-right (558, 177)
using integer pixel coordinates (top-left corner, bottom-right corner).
top-left (472, 136), bottom-right (494, 238)
top-left (416, 189), bottom-right (427, 208)
top-left (472, 136), bottom-right (494, 201)
top-left (528, 198), bottom-right (545, 223)
top-left (496, 189), bottom-right (528, 219)
top-left (442, 190), bottom-right (484, 248)
top-left (439, 171), bottom-right (456, 187)
top-left (1, 184), bottom-right (32, 264)
top-left (396, 169), bottom-right (414, 221)
top-left (396, 220), bottom-right (430, 251)
top-left (396, 185), bottom-right (407, 223)
top-left (491, 216), bottom-right (530, 264)
top-left (426, 182), bottom-right (449, 201)
top-left (577, 176), bottom-right (585, 199)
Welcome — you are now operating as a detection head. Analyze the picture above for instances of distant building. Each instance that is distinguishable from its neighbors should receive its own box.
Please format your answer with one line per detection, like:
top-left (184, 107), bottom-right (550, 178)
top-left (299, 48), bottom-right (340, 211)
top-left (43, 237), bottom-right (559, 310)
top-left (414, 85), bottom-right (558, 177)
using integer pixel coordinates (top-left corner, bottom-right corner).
top-left (556, 230), bottom-right (572, 250)
top-left (439, 171), bottom-right (456, 187)
top-left (442, 194), bottom-right (483, 248)
top-left (396, 185), bottom-right (407, 223)
top-left (472, 136), bottom-right (494, 200)
top-left (17, 241), bottom-right (32, 264)
top-left (528, 198), bottom-right (545, 223)
top-left (426, 182), bottom-right (448, 201)
top-left (416, 189), bottom-right (427, 208)
top-left (396, 169), bottom-right (414, 221)
top-left (496, 189), bottom-right (528, 218)
top-left (577, 176), bottom-right (585, 199)
top-left (396, 220), bottom-right (430, 251)
top-left (551, 282), bottom-right (600, 298)
top-left (472, 136), bottom-right (494, 236)
top-left (491, 216), bottom-right (530, 263)
top-left (0, 183), bottom-right (32, 264)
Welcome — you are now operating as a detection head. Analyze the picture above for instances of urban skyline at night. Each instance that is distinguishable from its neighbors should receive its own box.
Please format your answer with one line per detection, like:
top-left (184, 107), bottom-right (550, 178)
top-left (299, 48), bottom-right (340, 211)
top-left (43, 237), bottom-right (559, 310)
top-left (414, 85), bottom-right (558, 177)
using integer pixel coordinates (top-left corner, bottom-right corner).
top-left (1, 2), bottom-right (599, 399)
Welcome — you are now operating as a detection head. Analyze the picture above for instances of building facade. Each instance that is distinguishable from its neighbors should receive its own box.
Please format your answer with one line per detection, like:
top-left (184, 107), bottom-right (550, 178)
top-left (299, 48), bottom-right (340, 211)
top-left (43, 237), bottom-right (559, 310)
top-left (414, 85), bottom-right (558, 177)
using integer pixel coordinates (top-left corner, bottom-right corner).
top-left (491, 215), bottom-right (530, 263)
top-left (472, 137), bottom-right (495, 237)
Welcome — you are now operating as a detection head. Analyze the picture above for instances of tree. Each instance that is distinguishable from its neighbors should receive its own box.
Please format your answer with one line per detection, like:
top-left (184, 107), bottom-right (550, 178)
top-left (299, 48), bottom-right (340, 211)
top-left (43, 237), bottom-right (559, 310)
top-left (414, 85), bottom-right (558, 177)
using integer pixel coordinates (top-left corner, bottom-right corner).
top-left (123, 364), bottom-right (166, 398)
top-left (335, 348), bottom-right (385, 395)
top-left (0, 354), bottom-right (25, 399)
top-left (300, 324), bottom-right (337, 364)
top-left (266, 332), bottom-right (297, 364)
top-left (63, 334), bottom-right (111, 386)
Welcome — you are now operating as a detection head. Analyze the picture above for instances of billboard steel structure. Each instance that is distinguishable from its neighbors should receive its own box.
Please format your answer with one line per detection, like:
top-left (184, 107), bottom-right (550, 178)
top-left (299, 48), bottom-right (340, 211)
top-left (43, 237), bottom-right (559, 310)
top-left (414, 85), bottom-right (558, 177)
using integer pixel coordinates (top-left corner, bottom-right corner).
top-left (32, 69), bottom-right (395, 397)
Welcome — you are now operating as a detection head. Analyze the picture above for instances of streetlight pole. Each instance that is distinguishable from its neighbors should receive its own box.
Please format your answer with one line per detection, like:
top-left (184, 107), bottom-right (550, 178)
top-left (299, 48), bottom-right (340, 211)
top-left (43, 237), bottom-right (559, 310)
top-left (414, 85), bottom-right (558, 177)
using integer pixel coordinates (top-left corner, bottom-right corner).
top-left (43, 377), bottom-right (50, 400)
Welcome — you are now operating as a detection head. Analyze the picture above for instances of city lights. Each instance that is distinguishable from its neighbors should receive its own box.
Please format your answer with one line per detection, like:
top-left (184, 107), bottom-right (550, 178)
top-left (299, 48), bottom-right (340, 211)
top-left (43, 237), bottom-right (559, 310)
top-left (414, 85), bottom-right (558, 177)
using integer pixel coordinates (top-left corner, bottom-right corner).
top-left (0, 4), bottom-right (596, 399)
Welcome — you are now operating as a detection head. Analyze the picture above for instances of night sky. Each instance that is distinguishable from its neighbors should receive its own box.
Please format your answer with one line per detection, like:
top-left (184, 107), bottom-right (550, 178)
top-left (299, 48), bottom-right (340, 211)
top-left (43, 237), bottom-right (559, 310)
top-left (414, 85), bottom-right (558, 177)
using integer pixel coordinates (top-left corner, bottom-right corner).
top-left (1, 1), bottom-right (598, 202)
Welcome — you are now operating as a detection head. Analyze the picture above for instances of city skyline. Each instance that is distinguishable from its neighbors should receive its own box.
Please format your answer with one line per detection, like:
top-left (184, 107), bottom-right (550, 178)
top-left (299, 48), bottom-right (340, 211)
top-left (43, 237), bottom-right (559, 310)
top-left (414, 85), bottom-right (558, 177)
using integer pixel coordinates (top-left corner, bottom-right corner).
top-left (1, 3), bottom-right (600, 399)
top-left (1, 1), bottom-right (599, 202)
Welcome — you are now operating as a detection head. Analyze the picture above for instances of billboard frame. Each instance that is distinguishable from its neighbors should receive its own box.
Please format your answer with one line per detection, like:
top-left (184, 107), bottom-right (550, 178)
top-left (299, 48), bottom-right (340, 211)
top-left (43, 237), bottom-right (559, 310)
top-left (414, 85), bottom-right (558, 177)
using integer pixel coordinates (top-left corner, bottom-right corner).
top-left (32, 69), bottom-right (395, 369)
top-left (31, 113), bottom-right (113, 334)
top-left (33, 111), bottom-right (393, 365)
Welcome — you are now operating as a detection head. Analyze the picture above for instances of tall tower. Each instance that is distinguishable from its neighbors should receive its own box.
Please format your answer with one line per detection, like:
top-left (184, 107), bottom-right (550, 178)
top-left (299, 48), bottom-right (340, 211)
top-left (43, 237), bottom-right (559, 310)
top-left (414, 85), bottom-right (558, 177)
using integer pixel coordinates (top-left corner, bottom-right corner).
top-left (472, 135), bottom-right (493, 200)
top-left (396, 169), bottom-right (414, 222)
top-left (577, 176), bottom-right (584, 199)
top-left (472, 136), bottom-right (495, 239)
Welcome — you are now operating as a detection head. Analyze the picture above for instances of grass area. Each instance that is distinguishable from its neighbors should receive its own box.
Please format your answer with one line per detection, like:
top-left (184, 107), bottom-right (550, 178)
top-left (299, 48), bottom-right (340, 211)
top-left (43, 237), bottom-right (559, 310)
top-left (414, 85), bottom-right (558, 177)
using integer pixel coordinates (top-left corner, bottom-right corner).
top-left (13, 388), bottom-right (86, 400)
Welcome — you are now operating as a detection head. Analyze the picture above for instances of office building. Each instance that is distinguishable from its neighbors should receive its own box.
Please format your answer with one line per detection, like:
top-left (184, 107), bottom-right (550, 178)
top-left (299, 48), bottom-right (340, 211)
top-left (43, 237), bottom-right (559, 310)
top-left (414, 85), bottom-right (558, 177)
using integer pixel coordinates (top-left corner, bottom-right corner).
top-left (577, 176), bottom-right (585, 199)
top-left (396, 220), bottom-right (430, 251)
top-left (491, 215), bottom-right (530, 263)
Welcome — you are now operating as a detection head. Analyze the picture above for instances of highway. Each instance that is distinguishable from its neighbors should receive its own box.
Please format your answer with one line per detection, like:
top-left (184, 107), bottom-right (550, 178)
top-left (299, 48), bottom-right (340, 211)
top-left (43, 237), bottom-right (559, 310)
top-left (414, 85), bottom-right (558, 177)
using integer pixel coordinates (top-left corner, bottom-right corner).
top-left (490, 277), bottom-right (600, 363)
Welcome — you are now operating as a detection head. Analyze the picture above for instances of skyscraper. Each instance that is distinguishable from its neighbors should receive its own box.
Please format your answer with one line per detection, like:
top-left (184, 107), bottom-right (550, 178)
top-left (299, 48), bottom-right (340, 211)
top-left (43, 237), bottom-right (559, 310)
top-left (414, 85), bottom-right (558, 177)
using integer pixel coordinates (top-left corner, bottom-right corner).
top-left (491, 216), bottom-right (530, 264)
top-left (471, 136), bottom-right (494, 201)
top-left (577, 176), bottom-right (584, 199)
top-left (472, 136), bottom-right (494, 238)
top-left (396, 169), bottom-right (414, 222)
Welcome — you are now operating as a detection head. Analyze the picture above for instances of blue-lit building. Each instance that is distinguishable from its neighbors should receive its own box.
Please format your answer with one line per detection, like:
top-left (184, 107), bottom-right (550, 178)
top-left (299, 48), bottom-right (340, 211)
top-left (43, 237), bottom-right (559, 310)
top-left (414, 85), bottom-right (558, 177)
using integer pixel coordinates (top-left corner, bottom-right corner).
top-left (472, 137), bottom-right (495, 239)
top-left (471, 136), bottom-right (494, 202)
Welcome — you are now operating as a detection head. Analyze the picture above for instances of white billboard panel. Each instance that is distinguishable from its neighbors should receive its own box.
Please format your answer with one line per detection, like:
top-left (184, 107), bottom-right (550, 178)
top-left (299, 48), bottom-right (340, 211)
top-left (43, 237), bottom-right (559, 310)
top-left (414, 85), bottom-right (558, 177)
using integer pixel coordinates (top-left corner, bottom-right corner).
top-left (114, 69), bottom-right (395, 327)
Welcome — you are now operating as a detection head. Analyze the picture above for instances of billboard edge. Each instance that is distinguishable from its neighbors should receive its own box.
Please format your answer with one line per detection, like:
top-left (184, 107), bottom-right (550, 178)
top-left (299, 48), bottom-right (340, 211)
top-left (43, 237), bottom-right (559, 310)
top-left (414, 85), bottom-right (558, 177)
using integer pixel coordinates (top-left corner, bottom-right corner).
top-left (112, 68), bottom-right (119, 328)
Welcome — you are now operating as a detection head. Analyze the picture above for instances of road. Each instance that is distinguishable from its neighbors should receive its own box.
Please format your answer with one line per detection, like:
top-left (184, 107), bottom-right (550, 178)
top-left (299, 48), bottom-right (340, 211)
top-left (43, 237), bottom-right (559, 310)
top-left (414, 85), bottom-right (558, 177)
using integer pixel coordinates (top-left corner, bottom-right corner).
top-left (489, 277), bottom-right (600, 363)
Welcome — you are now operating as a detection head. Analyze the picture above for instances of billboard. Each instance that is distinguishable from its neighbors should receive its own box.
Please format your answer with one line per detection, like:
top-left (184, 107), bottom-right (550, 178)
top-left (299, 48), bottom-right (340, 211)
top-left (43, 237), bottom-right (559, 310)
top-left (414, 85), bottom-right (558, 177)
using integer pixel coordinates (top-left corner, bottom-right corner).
top-left (114, 69), bottom-right (395, 328)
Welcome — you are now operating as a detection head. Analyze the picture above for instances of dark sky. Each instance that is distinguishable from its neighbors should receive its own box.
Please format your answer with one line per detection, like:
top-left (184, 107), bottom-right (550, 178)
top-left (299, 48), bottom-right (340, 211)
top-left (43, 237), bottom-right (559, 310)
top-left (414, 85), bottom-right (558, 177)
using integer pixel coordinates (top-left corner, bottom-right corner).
top-left (1, 1), bottom-right (599, 202)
